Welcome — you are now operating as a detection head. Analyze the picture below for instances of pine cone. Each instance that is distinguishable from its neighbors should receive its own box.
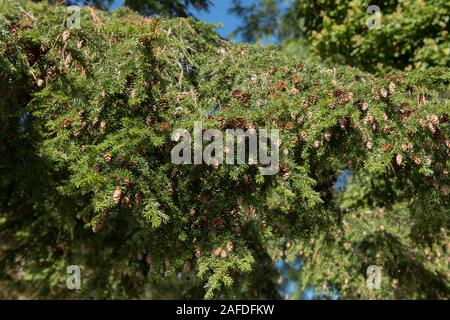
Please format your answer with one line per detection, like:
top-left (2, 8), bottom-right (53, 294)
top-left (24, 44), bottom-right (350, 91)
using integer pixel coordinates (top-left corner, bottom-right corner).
top-left (212, 217), bottom-right (225, 230)
top-left (145, 115), bottom-right (153, 126)
top-left (401, 143), bottom-right (413, 151)
top-left (103, 153), bottom-right (112, 162)
top-left (112, 188), bottom-right (122, 204)
top-left (383, 125), bottom-right (394, 133)
top-left (309, 93), bottom-right (318, 104)
top-left (159, 122), bottom-right (171, 132)
top-left (64, 54), bottom-right (73, 68)
top-left (92, 116), bottom-right (100, 126)
top-left (339, 92), bottom-right (353, 104)
top-left (37, 79), bottom-right (45, 87)
top-left (388, 82), bottom-right (396, 93)
top-left (77, 121), bottom-right (86, 130)
top-left (283, 171), bottom-right (291, 180)
top-left (363, 114), bottom-right (375, 126)
top-left (290, 87), bottom-right (299, 95)
top-left (292, 75), bottom-right (301, 84)
top-left (218, 117), bottom-right (227, 129)
top-left (183, 260), bottom-right (191, 272)
top-left (61, 119), bottom-right (72, 128)
top-left (382, 143), bottom-right (393, 152)
top-left (26, 51), bottom-right (37, 65)
top-left (47, 65), bottom-right (58, 76)
top-left (77, 39), bottom-right (85, 49)
top-left (446, 140), bottom-right (450, 149)
top-left (428, 123), bottom-right (436, 134)
top-left (289, 136), bottom-right (299, 145)
top-left (285, 121), bottom-right (294, 130)
top-left (411, 155), bottom-right (422, 165)
top-left (91, 220), bottom-right (104, 233)
top-left (121, 196), bottom-right (131, 208)
top-left (212, 247), bottom-right (221, 257)
top-left (62, 30), bottom-right (71, 42)
top-left (333, 88), bottom-right (344, 97)
top-left (243, 119), bottom-right (255, 129)
top-left (220, 248), bottom-right (228, 258)
top-left (127, 162), bottom-right (137, 171)
top-left (211, 159), bottom-right (220, 170)
top-left (300, 131), bottom-right (308, 141)
top-left (338, 117), bottom-right (346, 130)
top-left (135, 193), bottom-right (142, 207)
top-left (266, 66), bottom-right (276, 74)
top-left (440, 185), bottom-right (448, 197)
top-left (429, 114), bottom-right (439, 125)
top-left (276, 81), bottom-right (286, 91)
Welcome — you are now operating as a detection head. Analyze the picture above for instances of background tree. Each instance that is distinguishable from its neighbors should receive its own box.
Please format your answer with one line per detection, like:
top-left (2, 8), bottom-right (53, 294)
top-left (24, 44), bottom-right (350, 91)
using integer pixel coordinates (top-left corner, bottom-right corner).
top-left (230, 0), bottom-right (450, 75)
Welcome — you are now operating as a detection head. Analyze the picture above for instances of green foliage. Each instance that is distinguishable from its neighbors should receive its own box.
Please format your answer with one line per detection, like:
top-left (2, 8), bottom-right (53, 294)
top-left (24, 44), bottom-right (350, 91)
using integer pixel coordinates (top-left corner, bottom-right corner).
top-left (231, 0), bottom-right (450, 75)
top-left (0, 0), bottom-right (449, 299)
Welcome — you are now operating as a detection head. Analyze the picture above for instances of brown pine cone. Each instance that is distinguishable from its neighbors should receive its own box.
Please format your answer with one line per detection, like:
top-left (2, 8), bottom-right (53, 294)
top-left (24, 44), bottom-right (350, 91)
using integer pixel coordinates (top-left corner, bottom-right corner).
top-left (285, 121), bottom-right (294, 130)
top-left (112, 188), bottom-right (122, 204)
top-left (309, 93), bottom-right (318, 104)
top-left (300, 131), bottom-right (308, 141)
top-left (103, 153), bottom-right (112, 162)
top-left (61, 119), bottom-right (72, 128)
top-left (62, 30), bottom-right (71, 42)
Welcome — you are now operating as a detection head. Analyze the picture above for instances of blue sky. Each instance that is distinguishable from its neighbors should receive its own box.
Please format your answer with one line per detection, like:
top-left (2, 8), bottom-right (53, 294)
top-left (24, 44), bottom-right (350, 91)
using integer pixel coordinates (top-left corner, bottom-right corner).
top-left (190, 1), bottom-right (243, 40)
top-left (110, 0), bottom-right (251, 41)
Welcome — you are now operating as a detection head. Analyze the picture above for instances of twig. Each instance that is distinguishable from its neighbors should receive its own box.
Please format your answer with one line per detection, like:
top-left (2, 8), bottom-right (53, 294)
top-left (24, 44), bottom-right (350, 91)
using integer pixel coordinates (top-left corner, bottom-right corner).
top-left (18, 6), bottom-right (36, 21)
top-left (88, 6), bottom-right (105, 26)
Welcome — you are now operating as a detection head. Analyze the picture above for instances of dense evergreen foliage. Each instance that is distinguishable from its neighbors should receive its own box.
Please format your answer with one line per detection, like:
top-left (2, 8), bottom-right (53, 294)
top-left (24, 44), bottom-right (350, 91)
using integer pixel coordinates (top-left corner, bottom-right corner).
top-left (0, 1), bottom-right (449, 299)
